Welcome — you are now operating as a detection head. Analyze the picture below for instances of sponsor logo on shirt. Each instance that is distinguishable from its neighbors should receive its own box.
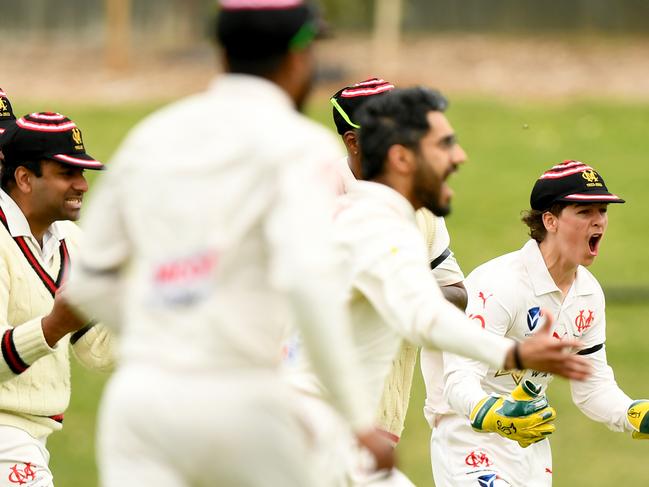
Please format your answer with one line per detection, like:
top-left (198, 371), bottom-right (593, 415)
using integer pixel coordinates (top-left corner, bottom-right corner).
top-left (494, 369), bottom-right (526, 385)
top-left (526, 306), bottom-right (542, 331)
top-left (477, 473), bottom-right (510, 487)
top-left (151, 250), bottom-right (219, 306)
top-left (478, 291), bottom-right (493, 308)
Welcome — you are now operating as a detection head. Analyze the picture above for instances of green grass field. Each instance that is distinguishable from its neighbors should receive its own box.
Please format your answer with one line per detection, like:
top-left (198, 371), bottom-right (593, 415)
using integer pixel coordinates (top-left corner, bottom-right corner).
top-left (35, 93), bottom-right (649, 486)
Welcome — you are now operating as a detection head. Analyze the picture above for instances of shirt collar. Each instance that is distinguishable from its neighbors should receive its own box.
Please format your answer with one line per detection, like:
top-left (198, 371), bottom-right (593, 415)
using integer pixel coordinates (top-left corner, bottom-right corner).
top-left (521, 239), bottom-right (597, 297)
top-left (208, 74), bottom-right (295, 112)
top-left (348, 181), bottom-right (417, 222)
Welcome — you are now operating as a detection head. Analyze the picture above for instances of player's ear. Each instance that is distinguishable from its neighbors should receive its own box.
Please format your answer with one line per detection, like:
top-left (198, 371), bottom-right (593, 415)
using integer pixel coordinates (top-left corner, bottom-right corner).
top-left (343, 131), bottom-right (359, 156)
top-left (386, 144), bottom-right (416, 176)
top-left (542, 211), bottom-right (557, 234)
top-left (13, 166), bottom-right (34, 195)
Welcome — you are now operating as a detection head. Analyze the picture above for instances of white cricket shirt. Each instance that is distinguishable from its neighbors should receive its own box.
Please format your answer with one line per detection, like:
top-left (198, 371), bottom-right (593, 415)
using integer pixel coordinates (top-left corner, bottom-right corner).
top-left (444, 239), bottom-right (634, 433)
top-left (66, 74), bottom-right (372, 430)
top-left (289, 180), bottom-right (512, 412)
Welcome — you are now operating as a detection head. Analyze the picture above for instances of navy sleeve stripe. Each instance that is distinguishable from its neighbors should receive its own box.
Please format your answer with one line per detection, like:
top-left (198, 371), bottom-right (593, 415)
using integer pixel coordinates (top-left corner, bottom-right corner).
top-left (577, 343), bottom-right (604, 356)
top-left (1, 329), bottom-right (30, 374)
top-left (70, 322), bottom-right (97, 345)
top-left (430, 248), bottom-right (452, 270)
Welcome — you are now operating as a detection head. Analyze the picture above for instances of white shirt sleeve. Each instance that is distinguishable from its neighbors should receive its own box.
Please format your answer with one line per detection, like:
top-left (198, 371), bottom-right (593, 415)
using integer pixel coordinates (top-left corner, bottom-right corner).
top-left (353, 220), bottom-right (513, 373)
top-left (570, 347), bottom-right (633, 432)
top-left (443, 285), bottom-right (514, 418)
top-left (265, 153), bottom-right (372, 431)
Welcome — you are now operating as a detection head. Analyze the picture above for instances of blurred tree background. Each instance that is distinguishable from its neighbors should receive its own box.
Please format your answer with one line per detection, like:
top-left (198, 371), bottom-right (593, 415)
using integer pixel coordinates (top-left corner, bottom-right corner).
top-left (2, 0), bottom-right (649, 44)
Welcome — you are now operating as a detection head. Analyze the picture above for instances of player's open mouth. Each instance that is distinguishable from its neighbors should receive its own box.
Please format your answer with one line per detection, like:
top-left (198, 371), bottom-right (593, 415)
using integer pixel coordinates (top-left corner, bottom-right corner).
top-left (64, 198), bottom-right (83, 210)
top-left (588, 233), bottom-right (602, 255)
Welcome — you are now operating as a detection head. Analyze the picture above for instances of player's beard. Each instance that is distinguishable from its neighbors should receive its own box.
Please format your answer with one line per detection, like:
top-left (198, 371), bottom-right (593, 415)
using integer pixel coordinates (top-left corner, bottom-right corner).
top-left (412, 155), bottom-right (451, 217)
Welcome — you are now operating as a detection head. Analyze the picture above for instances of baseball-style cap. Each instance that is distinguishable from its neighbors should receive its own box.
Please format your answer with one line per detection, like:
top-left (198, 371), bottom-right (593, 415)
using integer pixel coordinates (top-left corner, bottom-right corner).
top-left (216, 0), bottom-right (326, 59)
top-left (0, 88), bottom-right (16, 134)
top-left (530, 160), bottom-right (624, 211)
top-left (330, 78), bottom-right (395, 134)
top-left (0, 112), bottom-right (104, 170)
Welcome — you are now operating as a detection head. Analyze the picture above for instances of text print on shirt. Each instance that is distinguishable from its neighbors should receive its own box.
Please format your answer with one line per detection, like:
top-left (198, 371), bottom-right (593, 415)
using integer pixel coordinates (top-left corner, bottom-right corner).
top-left (151, 250), bottom-right (219, 306)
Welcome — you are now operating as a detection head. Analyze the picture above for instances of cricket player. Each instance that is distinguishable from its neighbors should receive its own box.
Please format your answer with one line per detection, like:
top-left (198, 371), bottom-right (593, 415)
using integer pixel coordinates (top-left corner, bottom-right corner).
top-left (285, 87), bottom-right (592, 486)
top-left (64, 1), bottom-right (393, 486)
top-left (433, 160), bottom-right (649, 486)
top-left (0, 112), bottom-right (113, 487)
top-left (334, 78), bottom-right (467, 486)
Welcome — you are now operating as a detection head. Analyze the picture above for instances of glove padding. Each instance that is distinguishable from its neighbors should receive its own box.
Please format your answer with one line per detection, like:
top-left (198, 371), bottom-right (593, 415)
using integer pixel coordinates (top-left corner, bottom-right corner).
top-left (627, 400), bottom-right (649, 439)
top-left (470, 380), bottom-right (556, 448)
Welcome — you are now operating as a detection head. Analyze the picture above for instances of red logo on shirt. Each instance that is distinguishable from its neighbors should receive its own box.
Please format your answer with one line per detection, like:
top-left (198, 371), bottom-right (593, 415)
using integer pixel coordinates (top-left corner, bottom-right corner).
top-left (7, 463), bottom-right (36, 485)
top-left (469, 314), bottom-right (486, 328)
top-left (478, 291), bottom-right (493, 308)
top-left (465, 450), bottom-right (492, 468)
top-left (154, 252), bottom-right (218, 284)
top-left (574, 310), bottom-right (594, 333)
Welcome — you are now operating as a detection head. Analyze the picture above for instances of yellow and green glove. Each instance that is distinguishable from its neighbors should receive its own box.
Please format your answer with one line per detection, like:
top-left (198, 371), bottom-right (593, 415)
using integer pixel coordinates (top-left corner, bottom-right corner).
top-left (470, 380), bottom-right (556, 448)
top-left (627, 400), bottom-right (649, 439)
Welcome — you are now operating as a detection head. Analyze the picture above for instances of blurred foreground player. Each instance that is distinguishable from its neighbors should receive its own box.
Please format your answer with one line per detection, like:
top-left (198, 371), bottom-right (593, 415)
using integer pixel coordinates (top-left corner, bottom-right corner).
top-left (65, 1), bottom-right (392, 486)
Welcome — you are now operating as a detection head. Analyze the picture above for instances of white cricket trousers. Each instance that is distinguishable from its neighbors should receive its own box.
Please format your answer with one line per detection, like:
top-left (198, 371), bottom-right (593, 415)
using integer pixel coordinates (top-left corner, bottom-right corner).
top-left (0, 426), bottom-right (53, 487)
top-left (430, 415), bottom-right (553, 487)
top-left (98, 365), bottom-right (321, 487)
top-left (292, 393), bottom-right (415, 487)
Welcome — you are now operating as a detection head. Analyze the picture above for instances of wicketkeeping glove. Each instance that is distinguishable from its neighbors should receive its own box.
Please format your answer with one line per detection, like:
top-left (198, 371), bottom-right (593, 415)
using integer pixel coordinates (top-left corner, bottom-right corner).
top-left (626, 400), bottom-right (649, 439)
top-left (470, 380), bottom-right (556, 448)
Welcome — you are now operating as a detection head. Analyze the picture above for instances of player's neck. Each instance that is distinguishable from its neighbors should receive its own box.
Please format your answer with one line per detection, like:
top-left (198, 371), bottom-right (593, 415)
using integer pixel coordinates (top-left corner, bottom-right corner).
top-left (539, 241), bottom-right (577, 297)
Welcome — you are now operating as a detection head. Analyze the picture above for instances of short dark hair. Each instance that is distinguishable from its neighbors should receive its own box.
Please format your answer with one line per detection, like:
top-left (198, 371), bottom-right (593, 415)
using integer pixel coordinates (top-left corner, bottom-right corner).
top-left (521, 202), bottom-right (569, 242)
top-left (0, 160), bottom-right (42, 191)
top-left (215, 5), bottom-right (316, 78)
top-left (356, 87), bottom-right (448, 180)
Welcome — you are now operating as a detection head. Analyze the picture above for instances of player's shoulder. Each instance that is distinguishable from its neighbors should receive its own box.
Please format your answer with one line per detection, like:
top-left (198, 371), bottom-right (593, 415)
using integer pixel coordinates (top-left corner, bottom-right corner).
top-left (466, 248), bottom-right (525, 293)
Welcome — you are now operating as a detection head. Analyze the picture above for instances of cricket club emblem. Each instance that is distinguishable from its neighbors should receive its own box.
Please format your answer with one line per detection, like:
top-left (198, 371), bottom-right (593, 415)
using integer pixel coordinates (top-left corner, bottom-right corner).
top-left (574, 310), bottom-right (594, 333)
top-left (465, 450), bottom-right (492, 468)
top-left (7, 462), bottom-right (36, 485)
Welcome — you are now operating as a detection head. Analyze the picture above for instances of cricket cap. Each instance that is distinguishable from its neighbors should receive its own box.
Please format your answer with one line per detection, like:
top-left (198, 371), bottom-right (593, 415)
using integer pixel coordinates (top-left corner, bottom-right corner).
top-left (0, 112), bottom-right (104, 170)
top-left (216, 0), bottom-right (326, 59)
top-left (530, 160), bottom-right (624, 211)
top-left (330, 78), bottom-right (395, 134)
top-left (0, 88), bottom-right (16, 134)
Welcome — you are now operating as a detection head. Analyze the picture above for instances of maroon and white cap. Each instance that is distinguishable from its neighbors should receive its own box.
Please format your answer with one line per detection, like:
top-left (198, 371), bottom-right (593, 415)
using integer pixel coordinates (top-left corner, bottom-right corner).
top-left (330, 78), bottom-right (396, 134)
top-left (530, 160), bottom-right (624, 210)
top-left (0, 112), bottom-right (103, 170)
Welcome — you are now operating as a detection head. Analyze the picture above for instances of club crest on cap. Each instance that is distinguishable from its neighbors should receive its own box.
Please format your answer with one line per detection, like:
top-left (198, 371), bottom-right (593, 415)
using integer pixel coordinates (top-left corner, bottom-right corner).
top-left (71, 128), bottom-right (84, 151)
top-left (581, 169), bottom-right (601, 187)
top-left (0, 99), bottom-right (10, 118)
